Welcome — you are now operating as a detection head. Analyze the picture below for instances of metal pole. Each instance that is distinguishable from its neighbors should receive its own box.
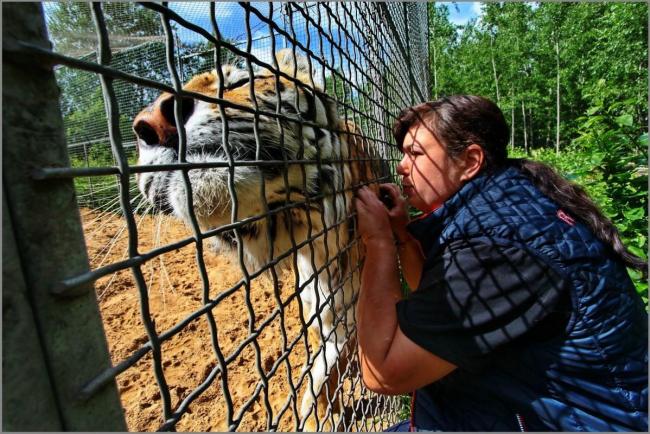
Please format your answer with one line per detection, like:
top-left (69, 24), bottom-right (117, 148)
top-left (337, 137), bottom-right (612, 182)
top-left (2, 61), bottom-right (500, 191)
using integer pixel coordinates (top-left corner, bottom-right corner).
top-left (83, 142), bottom-right (96, 207)
top-left (2, 3), bottom-right (127, 430)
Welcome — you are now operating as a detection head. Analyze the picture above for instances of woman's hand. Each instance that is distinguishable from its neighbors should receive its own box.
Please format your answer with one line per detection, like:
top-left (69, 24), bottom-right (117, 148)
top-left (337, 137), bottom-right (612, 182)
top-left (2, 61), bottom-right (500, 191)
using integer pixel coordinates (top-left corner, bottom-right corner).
top-left (355, 186), bottom-right (393, 246)
top-left (379, 183), bottom-right (410, 240)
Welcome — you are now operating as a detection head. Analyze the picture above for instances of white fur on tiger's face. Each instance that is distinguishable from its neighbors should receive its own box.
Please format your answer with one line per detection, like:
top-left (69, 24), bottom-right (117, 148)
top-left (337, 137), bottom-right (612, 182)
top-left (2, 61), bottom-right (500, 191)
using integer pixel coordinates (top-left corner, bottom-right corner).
top-left (132, 49), bottom-right (384, 430)
top-left (133, 51), bottom-right (373, 264)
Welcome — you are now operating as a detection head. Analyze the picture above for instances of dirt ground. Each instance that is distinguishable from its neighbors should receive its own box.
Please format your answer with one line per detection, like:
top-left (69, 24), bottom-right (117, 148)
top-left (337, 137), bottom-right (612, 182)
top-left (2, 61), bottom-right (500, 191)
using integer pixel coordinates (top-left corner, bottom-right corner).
top-left (80, 208), bottom-right (393, 432)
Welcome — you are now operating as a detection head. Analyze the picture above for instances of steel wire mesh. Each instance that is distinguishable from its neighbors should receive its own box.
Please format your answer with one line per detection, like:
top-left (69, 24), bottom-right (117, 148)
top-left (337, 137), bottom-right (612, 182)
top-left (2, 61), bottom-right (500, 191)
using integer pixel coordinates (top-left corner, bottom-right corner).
top-left (39, 1), bottom-right (429, 431)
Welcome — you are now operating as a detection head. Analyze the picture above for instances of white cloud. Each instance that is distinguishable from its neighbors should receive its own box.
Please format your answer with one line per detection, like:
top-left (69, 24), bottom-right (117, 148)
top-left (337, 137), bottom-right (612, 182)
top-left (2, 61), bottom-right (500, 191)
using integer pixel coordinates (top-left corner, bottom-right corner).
top-left (471, 2), bottom-right (485, 25)
top-left (447, 2), bottom-right (484, 28)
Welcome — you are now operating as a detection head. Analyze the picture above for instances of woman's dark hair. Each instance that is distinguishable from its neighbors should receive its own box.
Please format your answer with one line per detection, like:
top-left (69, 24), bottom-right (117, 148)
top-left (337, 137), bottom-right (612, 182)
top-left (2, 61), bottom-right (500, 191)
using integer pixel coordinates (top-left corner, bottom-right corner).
top-left (393, 95), bottom-right (647, 272)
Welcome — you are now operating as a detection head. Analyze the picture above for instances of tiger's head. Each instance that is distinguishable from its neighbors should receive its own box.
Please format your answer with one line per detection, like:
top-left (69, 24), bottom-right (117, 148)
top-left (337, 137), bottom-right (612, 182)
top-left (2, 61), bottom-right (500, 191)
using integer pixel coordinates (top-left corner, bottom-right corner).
top-left (132, 49), bottom-right (381, 267)
top-left (132, 51), bottom-right (385, 425)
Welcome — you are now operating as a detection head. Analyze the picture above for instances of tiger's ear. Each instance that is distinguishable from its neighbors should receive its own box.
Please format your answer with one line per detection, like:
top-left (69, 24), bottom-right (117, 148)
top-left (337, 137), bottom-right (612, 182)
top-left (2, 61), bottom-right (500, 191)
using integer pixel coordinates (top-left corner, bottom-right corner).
top-left (276, 48), bottom-right (311, 80)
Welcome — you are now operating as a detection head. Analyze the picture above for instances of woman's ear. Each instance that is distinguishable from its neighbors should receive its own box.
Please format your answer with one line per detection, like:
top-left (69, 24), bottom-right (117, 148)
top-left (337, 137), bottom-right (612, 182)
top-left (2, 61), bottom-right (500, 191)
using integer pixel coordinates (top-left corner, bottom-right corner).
top-left (459, 144), bottom-right (484, 182)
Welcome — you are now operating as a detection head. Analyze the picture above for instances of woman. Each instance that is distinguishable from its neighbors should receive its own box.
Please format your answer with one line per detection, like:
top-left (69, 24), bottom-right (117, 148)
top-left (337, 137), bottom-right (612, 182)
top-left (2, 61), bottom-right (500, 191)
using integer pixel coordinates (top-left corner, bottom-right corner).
top-left (354, 95), bottom-right (648, 431)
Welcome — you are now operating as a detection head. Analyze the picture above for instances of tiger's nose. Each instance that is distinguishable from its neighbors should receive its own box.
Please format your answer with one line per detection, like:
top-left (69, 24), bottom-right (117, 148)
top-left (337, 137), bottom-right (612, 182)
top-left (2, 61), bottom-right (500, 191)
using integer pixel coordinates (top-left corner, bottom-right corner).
top-left (132, 93), bottom-right (194, 147)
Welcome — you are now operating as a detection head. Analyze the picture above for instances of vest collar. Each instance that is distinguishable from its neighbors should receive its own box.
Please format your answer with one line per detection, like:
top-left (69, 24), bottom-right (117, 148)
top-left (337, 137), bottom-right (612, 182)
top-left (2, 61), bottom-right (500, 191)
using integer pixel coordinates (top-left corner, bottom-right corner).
top-left (406, 166), bottom-right (514, 253)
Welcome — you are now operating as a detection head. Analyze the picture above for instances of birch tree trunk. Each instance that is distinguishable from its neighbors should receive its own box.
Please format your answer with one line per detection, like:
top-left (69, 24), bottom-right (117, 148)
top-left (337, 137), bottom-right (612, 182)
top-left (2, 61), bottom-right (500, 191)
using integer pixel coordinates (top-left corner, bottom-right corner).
top-left (510, 88), bottom-right (515, 150)
top-left (432, 41), bottom-right (438, 99)
top-left (555, 38), bottom-right (561, 155)
top-left (490, 35), bottom-right (500, 105)
top-left (521, 100), bottom-right (528, 154)
top-left (528, 107), bottom-right (534, 148)
top-left (431, 9), bottom-right (438, 99)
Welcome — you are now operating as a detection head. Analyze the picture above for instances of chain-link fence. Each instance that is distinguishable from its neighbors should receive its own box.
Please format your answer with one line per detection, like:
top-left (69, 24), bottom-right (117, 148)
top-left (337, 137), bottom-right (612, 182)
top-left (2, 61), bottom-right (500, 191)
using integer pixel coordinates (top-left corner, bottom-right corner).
top-left (7, 2), bottom-right (429, 431)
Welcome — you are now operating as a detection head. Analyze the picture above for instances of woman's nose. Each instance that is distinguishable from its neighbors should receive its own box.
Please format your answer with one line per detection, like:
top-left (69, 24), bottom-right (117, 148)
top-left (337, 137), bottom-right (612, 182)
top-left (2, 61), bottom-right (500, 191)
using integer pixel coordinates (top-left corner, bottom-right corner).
top-left (397, 155), bottom-right (409, 176)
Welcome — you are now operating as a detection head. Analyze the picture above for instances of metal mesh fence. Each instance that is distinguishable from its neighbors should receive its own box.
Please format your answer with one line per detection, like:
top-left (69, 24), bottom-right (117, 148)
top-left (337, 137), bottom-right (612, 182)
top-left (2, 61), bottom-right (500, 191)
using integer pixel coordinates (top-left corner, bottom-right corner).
top-left (38, 1), bottom-right (429, 431)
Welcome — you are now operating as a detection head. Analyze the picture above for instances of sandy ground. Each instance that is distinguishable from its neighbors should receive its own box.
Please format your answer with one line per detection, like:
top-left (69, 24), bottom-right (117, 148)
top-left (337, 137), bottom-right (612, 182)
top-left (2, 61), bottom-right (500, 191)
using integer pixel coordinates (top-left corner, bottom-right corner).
top-left (80, 208), bottom-right (397, 431)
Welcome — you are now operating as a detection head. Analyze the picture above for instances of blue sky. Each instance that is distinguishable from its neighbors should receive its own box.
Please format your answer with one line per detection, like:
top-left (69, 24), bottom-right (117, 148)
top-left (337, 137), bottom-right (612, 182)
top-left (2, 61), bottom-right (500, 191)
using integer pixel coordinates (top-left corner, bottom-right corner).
top-left (171, 2), bottom-right (485, 37)
top-left (445, 1), bottom-right (540, 25)
top-left (167, 2), bottom-right (485, 61)
top-left (167, 2), bottom-right (365, 86)
top-left (43, 1), bottom-right (486, 86)
top-left (445, 2), bottom-right (484, 26)
top-left (169, 3), bottom-right (338, 63)
top-left (169, 2), bottom-right (485, 45)
top-left (43, 2), bottom-right (484, 50)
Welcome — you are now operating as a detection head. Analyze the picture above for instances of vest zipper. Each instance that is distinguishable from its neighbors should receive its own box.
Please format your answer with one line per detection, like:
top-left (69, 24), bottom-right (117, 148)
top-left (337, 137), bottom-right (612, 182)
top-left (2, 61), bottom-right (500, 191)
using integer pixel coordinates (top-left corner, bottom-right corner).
top-left (515, 413), bottom-right (528, 432)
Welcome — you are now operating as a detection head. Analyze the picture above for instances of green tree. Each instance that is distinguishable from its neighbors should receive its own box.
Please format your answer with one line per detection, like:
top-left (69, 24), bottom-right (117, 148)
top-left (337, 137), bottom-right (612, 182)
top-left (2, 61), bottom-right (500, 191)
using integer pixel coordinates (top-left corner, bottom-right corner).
top-left (428, 4), bottom-right (457, 99)
top-left (179, 39), bottom-right (241, 80)
top-left (325, 68), bottom-right (353, 119)
top-left (46, 2), bottom-right (164, 57)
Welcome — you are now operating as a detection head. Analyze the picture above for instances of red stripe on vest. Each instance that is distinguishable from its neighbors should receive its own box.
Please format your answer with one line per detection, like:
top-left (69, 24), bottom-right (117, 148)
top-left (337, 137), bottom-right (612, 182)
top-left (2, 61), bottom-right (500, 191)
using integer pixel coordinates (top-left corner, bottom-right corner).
top-left (557, 209), bottom-right (575, 226)
top-left (409, 391), bottom-right (416, 431)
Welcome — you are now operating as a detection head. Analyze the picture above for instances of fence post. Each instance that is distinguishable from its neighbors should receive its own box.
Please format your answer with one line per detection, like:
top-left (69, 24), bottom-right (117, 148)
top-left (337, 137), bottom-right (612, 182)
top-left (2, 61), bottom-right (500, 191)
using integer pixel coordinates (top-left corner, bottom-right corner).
top-left (2, 3), bottom-right (127, 431)
top-left (2, 193), bottom-right (63, 430)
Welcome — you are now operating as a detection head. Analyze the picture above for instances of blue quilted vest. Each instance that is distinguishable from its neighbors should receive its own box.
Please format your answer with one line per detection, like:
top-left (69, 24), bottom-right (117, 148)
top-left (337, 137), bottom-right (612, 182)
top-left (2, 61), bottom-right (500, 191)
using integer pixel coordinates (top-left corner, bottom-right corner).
top-left (407, 166), bottom-right (648, 431)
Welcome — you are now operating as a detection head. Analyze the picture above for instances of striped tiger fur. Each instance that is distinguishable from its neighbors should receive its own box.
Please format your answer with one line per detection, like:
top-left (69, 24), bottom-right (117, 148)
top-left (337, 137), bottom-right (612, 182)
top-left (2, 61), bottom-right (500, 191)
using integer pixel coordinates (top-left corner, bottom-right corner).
top-left (133, 49), bottom-right (387, 430)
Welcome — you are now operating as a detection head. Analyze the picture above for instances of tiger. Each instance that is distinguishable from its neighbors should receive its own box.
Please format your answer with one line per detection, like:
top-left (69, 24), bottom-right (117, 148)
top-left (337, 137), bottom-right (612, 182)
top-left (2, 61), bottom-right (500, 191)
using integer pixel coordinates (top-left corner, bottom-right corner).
top-left (132, 49), bottom-right (387, 430)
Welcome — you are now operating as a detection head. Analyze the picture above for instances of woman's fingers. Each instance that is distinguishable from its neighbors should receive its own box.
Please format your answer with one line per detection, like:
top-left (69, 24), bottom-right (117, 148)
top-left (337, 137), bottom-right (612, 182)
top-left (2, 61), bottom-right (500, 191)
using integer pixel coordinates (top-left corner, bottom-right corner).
top-left (379, 183), bottom-right (401, 199)
top-left (357, 186), bottom-right (382, 208)
top-left (380, 183), bottom-right (406, 206)
top-left (356, 187), bottom-right (390, 221)
top-left (355, 190), bottom-right (381, 218)
top-left (355, 195), bottom-right (369, 213)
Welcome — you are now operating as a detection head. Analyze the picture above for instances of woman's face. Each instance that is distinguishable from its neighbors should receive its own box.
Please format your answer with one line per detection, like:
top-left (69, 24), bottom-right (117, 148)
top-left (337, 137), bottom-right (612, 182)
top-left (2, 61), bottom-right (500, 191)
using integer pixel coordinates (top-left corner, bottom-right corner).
top-left (397, 123), bottom-right (467, 213)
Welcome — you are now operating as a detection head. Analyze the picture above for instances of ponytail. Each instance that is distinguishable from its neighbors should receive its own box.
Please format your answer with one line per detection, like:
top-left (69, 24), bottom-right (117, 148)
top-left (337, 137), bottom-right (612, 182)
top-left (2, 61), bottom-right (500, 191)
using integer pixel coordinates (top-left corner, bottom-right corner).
top-left (509, 158), bottom-right (647, 274)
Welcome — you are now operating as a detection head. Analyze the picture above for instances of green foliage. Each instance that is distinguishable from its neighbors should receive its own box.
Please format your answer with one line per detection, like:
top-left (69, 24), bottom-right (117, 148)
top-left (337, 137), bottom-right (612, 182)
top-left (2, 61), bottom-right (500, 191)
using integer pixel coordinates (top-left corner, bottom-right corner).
top-left (62, 86), bottom-right (131, 145)
top-left (429, 2), bottom-right (647, 151)
top-left (69, 143), bottom-right (138, 209)
top-left (397, 394), bottom-right (411, 421)
top-left (571, 96), bottom-right (648, 300)
top-left (178, 38), bottom-right (241, 80)
top-left (46, 2), bottom-right (163, 56)
top-left (428, 3), bottom-right (457, 99)
top-left (324, 69), bottom-right (351, 114)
